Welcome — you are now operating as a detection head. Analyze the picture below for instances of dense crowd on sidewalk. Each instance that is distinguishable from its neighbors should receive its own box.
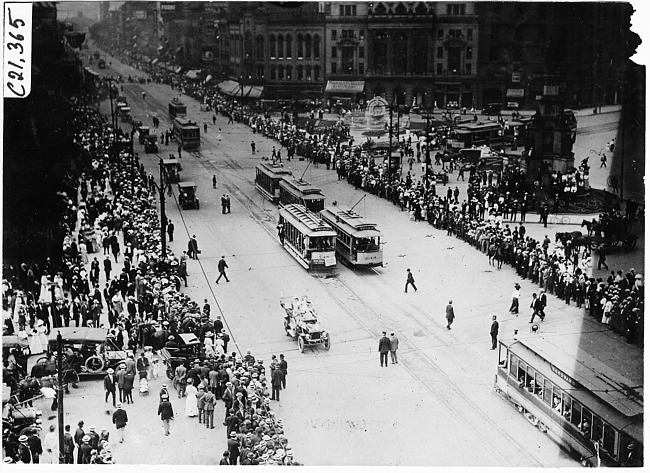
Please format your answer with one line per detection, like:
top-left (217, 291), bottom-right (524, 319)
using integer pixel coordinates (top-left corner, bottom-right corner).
top-left (3, 95), bottom-right (299, 465)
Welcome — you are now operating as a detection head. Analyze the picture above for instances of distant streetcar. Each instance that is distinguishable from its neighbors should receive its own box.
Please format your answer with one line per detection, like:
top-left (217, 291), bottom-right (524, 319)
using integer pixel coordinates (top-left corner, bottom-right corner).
top-left (168, 99), bottom-right (187, 118)
top-left (173, 117), bottom-right (200, 150)
top-left (255, 163), bottom-right (293, 204)
top-left (278, 178), bottom-right (325, 213)
top-left (278, 204), bottom-right (338, 276)
top-left (320, 207), bottom-right (383, 268)
top-left (495, 334), bottom-right (643, 467)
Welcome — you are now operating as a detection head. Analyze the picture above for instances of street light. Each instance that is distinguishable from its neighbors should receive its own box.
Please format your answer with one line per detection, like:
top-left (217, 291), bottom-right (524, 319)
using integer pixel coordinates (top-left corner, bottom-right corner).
top-left (149, 158), bottom-right (172, 260)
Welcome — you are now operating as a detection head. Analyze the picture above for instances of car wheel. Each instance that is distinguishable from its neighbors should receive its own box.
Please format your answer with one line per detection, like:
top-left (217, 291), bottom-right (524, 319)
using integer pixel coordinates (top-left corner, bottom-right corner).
top-left (84, 355), bottom-right (105, 374)
top-left (323, 334), bottom-right (331, 350)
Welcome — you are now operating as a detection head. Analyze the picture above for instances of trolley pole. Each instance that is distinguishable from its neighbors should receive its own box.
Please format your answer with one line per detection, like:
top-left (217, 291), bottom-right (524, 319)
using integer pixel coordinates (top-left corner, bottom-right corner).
top-left (57, 331), bottom-right (64, 464)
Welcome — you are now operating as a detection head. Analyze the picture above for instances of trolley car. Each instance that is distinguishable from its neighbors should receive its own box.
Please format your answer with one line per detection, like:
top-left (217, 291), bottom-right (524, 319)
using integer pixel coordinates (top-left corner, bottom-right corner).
top-left (320, 207), bottom-right (383, 268)
top-left (168, 99), bottom-right (187, 118)
top-left (278, 204), bottom-right (338, 276)
top-left (173, 117), bottom-right (200, 150)
top-left (255, 163), bottom-right (293, 203)
top-left (278, 178), bottom-right (325, 213)
top-left (495, 334), bottom-right (643, 467)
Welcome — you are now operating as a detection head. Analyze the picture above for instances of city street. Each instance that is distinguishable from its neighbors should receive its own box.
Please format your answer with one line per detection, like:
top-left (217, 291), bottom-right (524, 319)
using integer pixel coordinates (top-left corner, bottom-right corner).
top-left (34, 52), bottom-right (641, 466)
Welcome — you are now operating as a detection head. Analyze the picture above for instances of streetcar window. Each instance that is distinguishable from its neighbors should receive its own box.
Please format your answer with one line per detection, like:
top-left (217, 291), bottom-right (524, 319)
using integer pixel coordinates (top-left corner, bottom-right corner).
top-left (552, 394), bottom-right (561, 413)
top-left (570, 399), bottom-right (581, 428)
top-left (534, 373), bottom-right (544, 399)
top-left (516, 360), bottom-right (527, 386)
top-left (561, 393), bottom-right (572, 422)
top-left (581, 408), bottom-right (593, 438)
top-left (508, 353), bottom-right (517, 377)
top-left (542, 378), bottom-right (552, 405)
top-left (602, 424), bottom-right (616, 458)
top-left (591, 415), bottom-right (604, 443)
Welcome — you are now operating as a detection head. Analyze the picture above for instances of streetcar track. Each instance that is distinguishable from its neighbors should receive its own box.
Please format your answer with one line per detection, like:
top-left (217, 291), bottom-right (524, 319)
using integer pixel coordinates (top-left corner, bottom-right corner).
top-left (321, 276), bottom-right (543, 467)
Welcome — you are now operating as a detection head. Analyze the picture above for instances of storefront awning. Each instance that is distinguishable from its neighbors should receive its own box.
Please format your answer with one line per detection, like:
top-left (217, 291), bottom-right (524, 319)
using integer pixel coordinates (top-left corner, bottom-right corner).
top-left (325, 80), bottom-right (365, 94)
top-left (151, 58), bottom-right (159, 65)
top-left (217, 80), bottom-right (241, 96)
top-left (506, 88), bottom-right (525, 98)
top-left (185, 69), bottom-right (202, 80)
top-left (204, 75), bottom-right (213, 85)
top-left (241, 85), bottom-right (263, 99)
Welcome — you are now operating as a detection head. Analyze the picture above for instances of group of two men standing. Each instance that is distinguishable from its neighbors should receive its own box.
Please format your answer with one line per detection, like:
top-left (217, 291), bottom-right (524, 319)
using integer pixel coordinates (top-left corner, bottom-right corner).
top-left (378, 331), bottom-right (399, 367)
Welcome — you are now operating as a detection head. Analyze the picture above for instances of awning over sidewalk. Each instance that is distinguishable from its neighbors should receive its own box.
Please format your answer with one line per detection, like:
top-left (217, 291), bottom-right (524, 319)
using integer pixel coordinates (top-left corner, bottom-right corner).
top-left (506, 88), bottom-right (525, 98)
top-left (185, 69), bottom-right (202, 80)
top-left (217, 80), bottom-right (240, 96)
top-left (151, 58), bottom-right (159, 65)
top-left (204, 75), bottom-right (213, 85)
top-left (325, 80), bottom-right (365, 94)
top-left (242, 85), bottom-right (263, 99)
top-left (174, 66), bottom-right (182, 74)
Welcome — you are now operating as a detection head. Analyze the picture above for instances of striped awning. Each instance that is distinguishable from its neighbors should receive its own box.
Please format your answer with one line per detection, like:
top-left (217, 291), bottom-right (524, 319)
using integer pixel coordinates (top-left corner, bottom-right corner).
top-left (325, 80), bottom-right (365, 94)
top-left (185, 69), bottom-right (202, 80)
top-left (217, 80), bottom-right (240, 96)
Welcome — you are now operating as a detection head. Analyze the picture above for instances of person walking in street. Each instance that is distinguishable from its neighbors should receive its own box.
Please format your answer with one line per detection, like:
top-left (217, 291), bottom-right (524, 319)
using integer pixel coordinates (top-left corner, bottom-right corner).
top-left (158, 394), bottom-right (174, 436)
top-left (202, 388), bottom-right (216, 428)
top-left (123, 370), bottom-right (134, 404)
top-left (187, 235), bottom-right (199, 260)
top-left (27, 430), bottom-right (43, 463)
top-left (445, 301), bottom-right (455, 329)
top-left (185, 379), bottom-right (199, 418)
top-left (216, 256), bottom-right (229, 284)
top-left (600, 153), bottom-right (607, 168)
top-left (43, 425), bottom-right (58, 464)
top-left (213, 175), bottom-right (217, 189)
top-left (137, 351), bottom-right (149, 380)
top-left (63, 425), bottom-right (75, 464)
top-left (178, 257), bottom-right (188, 287)
top-left (213, 114), bottom-right (217, 125)
top-left (251, 141), bottom-right (256, 154)
top-left (490, 315), bottom-right (499, 350)
top-left (221, 194), bottom-right (228, 214)
top-left (227, 432), bottom-right (240, 465)
top-left (389, 332), bottom-right (399, 364)
top-left (404, 268), bottom-right (417, 293)
top-left (166, 220), bottom-right (174, 242)
top-left (103, 255), bottom-right (112, 281)
top-left (509, 283), bottom-right (521, 315)
top-left (529, 293), bottom-right (545, 323)
top-left (174, 362), bottom-right (187, 398)
top-left (378, 331), bottom-right (391, 367)
top-left (116, 364), bottom-right (126, 403)
top-left (74, 421), bottom-right (85, 464)
top-left (278, 354), bottom-right (288, 388)
top-left (104, 368), bottom-right (117, 407)
top-left (178, 144), bottom-right (182, 159)
top-left (597, 245), bottom-right (608, 270)
top-left (203, 122), bottom-right (208, 134)
top-left (225, 194), bottom-right (231, 213)
top-left (270, 364), bottom-right (283, 401)
top-left (112, 403), bottom-right (128, 443)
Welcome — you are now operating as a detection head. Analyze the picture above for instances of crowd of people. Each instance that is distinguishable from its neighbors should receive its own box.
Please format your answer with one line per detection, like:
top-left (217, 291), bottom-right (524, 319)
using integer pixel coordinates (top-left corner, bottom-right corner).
top-left (3, 92), bottom-right (299, 464)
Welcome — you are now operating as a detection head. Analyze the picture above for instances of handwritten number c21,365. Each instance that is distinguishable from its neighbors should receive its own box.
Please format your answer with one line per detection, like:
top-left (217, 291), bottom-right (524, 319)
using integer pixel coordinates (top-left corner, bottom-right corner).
top-left (9, 31), bottom-right (24, 41)
top-left (8, 70), bottom-right (23, 80)
top-left (7, 82), bottom-right (25, 97)
top-left (7, 42), bottom-right (23, 54)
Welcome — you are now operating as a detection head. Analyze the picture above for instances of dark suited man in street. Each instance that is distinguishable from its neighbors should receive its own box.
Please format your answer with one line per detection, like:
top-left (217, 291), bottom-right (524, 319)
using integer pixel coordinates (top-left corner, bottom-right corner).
top-left (490, 315), bottom-right (499, 350)
top-left (111, 403), bottom-right (128, 443)
top-left (202, 388), bottom-right (216, 428)
top-left (271, 365), bottom-right (283, 401)
top-left (404, 268), bottom-right (417, 293)
top-left (73, 421), bottom-right (85, 464)
top-left (389, 332), bottom-right (399, 364)
top-left (104, 368), bottom-right (117, 407)
top-left (166, 220), bottom-right (174, 242)
top-left (445, 301), bottom-right (455, 329)
top-left (378, 331), bottom-right (391, 367)
top-left (63, 425), bottom-right (75, 463)
top-left (187, 235), bottom-right (199, 259)
top-left (216, 256), bottom-right (229, 283)
top-left (103, 255), bottom-right (112, 281)
top-left (278, 354), bottom-right (288, 388)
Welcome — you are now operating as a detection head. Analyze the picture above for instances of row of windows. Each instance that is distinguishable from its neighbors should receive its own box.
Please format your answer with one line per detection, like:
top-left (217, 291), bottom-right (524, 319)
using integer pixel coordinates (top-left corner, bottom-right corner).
top-left (332, 46), bottom-right (365, 59)
top-left (507, 354), bottom-right (629, 461)
top-left (437, 28), bottom-right (473, 41)
top-left (266, 65), bottom-right (321, 81)
top-left (436, 46), bottom-right (473, 59)
top-left (259, 34), bottom-right (321, 60)
top-left (281, 220), bottom-right (307, 254)
top-left (332, 30), bottom-right (365, 41)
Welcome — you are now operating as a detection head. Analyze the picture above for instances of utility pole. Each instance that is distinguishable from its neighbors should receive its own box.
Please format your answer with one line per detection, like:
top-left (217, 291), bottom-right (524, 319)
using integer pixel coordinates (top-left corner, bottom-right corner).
top-left (56, 331), bottom-right (64, 463)
top-left (159, 158), bottom-right (168, 259)
top-left (388, 104), bottom-right (393, 175)
top-left (424, 114), bottom-right (432, 178)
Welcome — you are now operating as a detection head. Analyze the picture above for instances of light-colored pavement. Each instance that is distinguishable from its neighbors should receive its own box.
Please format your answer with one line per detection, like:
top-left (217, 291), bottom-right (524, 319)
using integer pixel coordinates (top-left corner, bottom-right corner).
top-left (49, 52), bottom-right (641, 466)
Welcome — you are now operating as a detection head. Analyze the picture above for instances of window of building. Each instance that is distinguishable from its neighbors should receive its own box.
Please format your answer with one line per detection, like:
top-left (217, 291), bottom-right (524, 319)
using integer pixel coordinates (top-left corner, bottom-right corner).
top-left (331, 62), bottom-right (337, 74)
top-left (305, 34), bottom-right (312, 59)
top-left (342, 29), bottom-right (354, 39)
top-left (447, 4), bottom-right (465, 15)
top-left (359, 30), bottom-right (365, 40)
top-left (466, 47), bottom-right (473, 59)
top-left (359, 46), bottom-right (365, 59)
top-left (297, 65), bottom-right (303, 80)
top-left (436, 63), bottom-right (442, 74)
top-left (438, 29), bottom-right (444, 40)
top-left (331, 30), bottom-right (337, 40)
top-left (286, 35), bottom-right (292, 59)
top-left (306, 65), bottom-right (312, 81)
top-left (437, 47), bottom-right (443, 59)
top-left (332, 46), bottom-right (337, 58)
top-left (269, 35), bottom-right (276, 58)
top-left (465, 63), bottom-right (471, 74)
top-left (358, 63), bottom-right (363, 75)
top-left (257, 65), bottom-right (265, 79)
top-left (286, 65), bottom-right (292, 81)
top-left (314, 65), bottom-right (321, 81)
top-left (277, 66), bottom-right (283, 80)
top-left (297, 34), bottom-right (304, 58)
top-left (339, 5), bottom-right (344, 16)
top-left (270, 66), bottom-right (276, 80)
top-left (314, 35), bottom-right (321, 59)
top-left (344, 4), bottom-right (356, 16)
top-left (324, 3), bottom-right (331, 15)
top-left (277, 34), bottom-right (284, 59)
top-left (467, 29), bottom-right (473, 41)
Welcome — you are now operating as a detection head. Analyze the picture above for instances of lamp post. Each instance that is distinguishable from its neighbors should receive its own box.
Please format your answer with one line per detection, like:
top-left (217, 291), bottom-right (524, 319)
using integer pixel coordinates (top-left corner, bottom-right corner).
top-left (388, 103), bottom-right (394, 175)
top-left (422, 114), bottom-right (433, 178)
top-left (56, 331), bottom-right (64, 463)
top-left (149, 158), bottom-right (171, 259)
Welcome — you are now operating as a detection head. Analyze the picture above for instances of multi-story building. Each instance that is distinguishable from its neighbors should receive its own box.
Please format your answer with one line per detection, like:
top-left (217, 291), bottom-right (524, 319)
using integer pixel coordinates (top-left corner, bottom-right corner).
top-left (227, 3), bottom-right (325, 100)
top-left (118, 2), bottom-right (159, 63)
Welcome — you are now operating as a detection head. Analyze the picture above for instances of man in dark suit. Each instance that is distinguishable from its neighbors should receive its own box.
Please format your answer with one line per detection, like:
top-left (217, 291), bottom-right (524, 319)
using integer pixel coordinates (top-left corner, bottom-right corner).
top-left (490, 315), bottom-right (499, 350)
top-left (63, 425), bottom-right (75, 463)
top-left (73, 421), bottom-right (85, 464)
top-left (79, 436), bottom-right (92, 464)
top-left (104, 368), bottom-right (117, 407)
top-left (271, 366), bottom-right (283, 401)
top-left (227, 431), bottom-right (240, 465)
top-left (202, 389), bottom-right (216, 429)
top-left (158, 395), bottom-right (174, 436)
top-left (278, 354), bottom-right (288, 388)
top-left (378, 331), bottom-right (391, 367)
top-left (446, 301), bottom-right (455, 329)
top-left (112, 403), bottom-right (128, 443)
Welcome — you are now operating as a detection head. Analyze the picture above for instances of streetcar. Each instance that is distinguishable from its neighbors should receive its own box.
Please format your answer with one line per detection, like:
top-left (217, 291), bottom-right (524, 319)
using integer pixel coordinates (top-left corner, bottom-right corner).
top-left (255, 162), bottom-right (293, 203)
top-left (172, 117), bottom-right (201, 150)
top-left (319, 207), bottom-right (383, 268)
top-left (168, 99), bottom-right (187, 118)
top-left (448, 122), bottom-right (503, 150)
top-left (278, 204), bottom-right (338, 276)
top-left (278, 178), bottom-right (326, 213)
top-left (495, 334), bottom-right (643, 467)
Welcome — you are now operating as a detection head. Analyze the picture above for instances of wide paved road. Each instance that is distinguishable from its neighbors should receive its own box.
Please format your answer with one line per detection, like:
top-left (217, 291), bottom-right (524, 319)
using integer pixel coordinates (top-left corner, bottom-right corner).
top-left (75, 51), bottom-right (644, 466)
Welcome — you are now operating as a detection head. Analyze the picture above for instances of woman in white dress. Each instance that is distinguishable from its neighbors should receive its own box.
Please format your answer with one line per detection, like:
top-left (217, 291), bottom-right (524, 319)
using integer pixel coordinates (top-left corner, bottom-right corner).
top-left (38, 275), bottom-right (50, 303)
top-left (185, 378), bottom-right (199, 417)
top-left (79, 240), bottom-right (89, 264)
top-left (29, 325), bottom-right (44, 355)
top-left (37, 319), bottom-right (49, 346)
